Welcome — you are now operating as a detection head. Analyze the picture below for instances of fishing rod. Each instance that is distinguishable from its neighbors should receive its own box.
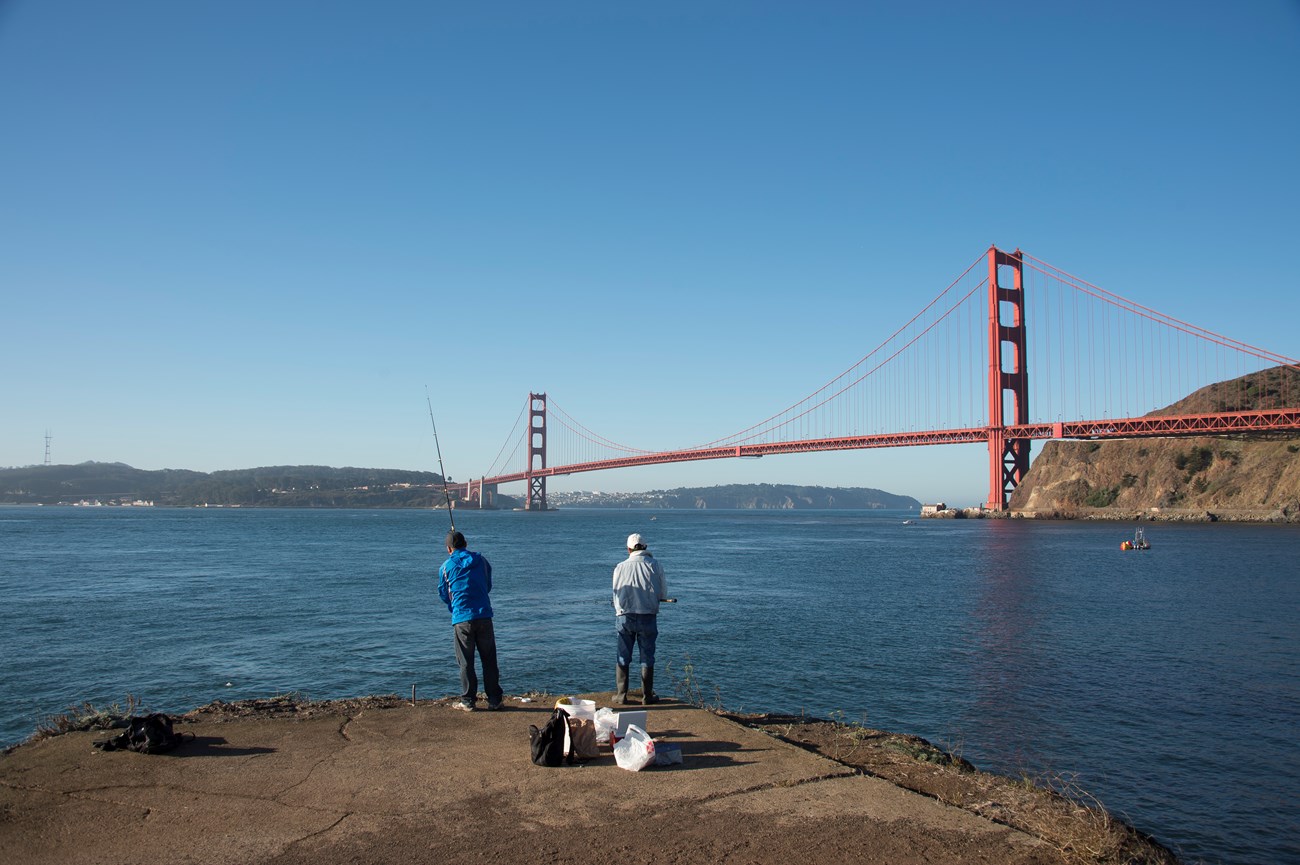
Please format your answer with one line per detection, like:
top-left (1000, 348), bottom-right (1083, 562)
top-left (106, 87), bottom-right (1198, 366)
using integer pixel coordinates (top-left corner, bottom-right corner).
top-left (425, 387), bottom-right (456, 534)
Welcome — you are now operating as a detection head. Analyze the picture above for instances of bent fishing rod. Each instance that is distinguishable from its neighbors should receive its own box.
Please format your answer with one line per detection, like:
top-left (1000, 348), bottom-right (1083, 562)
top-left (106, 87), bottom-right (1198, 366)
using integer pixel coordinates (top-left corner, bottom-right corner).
top-left (425, 387), bottom-right (456, 534)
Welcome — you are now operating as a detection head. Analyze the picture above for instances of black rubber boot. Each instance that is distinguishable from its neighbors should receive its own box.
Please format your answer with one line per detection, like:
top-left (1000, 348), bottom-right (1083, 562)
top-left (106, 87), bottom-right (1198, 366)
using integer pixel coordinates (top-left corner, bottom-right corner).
top-left (640, 665), bottom-right (658, 705)
top-left (614, 665), bottom-right (629, 705)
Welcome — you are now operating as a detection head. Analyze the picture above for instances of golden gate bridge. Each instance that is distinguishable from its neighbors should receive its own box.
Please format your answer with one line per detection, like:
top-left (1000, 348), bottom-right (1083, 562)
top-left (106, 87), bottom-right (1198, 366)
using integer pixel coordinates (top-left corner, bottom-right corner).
top-left (446, 247), bottom-right (1300, 512)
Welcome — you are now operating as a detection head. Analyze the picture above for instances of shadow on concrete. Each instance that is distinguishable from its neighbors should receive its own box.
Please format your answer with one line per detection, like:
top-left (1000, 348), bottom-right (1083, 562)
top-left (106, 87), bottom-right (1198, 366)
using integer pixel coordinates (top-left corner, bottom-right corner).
top-left (177, 736), bottom-right (278, 757)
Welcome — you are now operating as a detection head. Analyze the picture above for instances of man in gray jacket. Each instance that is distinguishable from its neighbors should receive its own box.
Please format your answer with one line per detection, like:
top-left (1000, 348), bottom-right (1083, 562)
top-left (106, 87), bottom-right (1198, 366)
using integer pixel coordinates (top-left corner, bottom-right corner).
top-left (612, 532), bottom-right (668, 705)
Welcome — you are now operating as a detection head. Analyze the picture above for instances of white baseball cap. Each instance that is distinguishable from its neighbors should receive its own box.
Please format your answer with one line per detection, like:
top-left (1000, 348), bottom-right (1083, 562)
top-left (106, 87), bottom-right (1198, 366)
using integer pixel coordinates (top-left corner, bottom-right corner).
top-left (626, 533), bottom-right (645, 549)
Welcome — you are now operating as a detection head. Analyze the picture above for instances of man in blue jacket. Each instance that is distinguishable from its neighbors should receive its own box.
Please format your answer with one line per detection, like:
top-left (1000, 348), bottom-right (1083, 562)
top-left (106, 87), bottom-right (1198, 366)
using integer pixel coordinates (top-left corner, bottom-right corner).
top-left (439, 530), bottom-right (503, 711)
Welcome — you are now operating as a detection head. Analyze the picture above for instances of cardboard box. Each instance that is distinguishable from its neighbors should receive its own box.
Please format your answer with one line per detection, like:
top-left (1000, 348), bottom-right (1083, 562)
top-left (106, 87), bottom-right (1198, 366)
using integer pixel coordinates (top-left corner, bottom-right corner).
top-left (614, 710), bottom-right (647, 738)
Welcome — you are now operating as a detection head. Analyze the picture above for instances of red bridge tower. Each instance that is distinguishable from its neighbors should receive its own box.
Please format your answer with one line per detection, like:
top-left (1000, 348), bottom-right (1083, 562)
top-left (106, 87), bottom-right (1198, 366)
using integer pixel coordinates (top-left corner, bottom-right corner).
top-left (526, 392), bottom-right (548, 511)
top-left (986, 247), bottom-right (1030, 511)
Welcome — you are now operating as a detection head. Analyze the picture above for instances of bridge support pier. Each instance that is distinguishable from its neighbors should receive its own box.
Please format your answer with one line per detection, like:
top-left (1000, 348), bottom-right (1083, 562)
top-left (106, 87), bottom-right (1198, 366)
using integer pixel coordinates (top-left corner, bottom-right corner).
top-left (464, 478), bottom-right (497, 509)
top-left (986, 247), bottom-right (1030, 511)
top-left (526, 392), bottom-right (549, 511)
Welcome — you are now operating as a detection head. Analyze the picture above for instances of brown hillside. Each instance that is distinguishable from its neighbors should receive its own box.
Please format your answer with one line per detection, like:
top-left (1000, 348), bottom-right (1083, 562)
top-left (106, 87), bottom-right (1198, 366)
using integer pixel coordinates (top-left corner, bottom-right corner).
top-left (1009, 366), bottom-right (1300, 522)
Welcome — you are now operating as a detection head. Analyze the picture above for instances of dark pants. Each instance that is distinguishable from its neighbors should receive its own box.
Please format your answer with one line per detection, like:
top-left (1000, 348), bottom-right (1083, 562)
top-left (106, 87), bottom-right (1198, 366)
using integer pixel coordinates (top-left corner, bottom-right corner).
top-left (616, 613), bottom-right (658, 669)
top-left (453, 618), bottom-right (502, 706)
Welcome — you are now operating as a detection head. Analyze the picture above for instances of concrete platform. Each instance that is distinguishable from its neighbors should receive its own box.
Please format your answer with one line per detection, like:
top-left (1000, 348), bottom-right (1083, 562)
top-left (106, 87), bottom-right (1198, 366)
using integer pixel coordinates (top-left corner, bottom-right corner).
top-left (0, 697), bottom-right (1058, 865)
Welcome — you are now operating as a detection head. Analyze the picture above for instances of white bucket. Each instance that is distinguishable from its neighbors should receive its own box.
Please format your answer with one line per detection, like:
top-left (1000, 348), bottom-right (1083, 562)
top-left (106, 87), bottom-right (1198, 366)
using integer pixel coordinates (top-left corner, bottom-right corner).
top-left (557, 698), bottom-right (597, 720)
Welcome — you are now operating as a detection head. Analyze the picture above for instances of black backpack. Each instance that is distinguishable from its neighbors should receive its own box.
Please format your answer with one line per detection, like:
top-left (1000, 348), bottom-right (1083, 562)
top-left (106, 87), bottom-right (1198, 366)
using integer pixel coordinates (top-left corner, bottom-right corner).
top-left (94, 713), bottom-right (189, 754)
top-left (528, 709), bottom-right (574, 767)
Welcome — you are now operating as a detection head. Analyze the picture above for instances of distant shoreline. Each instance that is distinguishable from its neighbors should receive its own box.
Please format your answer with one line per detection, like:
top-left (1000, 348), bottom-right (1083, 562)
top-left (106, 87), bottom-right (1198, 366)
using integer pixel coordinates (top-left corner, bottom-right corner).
top-left (5, 501), bottom-right (1297, 522)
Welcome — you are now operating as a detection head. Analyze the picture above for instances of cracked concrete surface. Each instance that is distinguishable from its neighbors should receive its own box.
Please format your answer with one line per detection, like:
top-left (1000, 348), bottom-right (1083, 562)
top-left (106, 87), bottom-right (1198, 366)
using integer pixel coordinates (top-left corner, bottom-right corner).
top-left (0, 699), bottom-right (1056, 865)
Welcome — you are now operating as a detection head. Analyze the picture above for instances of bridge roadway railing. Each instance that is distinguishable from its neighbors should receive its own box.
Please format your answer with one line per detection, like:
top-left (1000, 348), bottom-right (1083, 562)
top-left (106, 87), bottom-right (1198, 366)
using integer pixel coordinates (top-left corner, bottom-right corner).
top-left (1021, 408), bottom-right (1300, 440)
top-left (458, 408), bottom-right (1300, 494)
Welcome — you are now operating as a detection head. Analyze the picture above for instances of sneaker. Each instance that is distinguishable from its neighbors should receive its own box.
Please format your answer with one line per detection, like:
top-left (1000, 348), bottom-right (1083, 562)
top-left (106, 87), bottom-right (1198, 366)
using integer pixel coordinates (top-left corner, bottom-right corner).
top-left (485, 701), bottom-right (503, 711)
top-left (453, 700), bottom-right (475, 712)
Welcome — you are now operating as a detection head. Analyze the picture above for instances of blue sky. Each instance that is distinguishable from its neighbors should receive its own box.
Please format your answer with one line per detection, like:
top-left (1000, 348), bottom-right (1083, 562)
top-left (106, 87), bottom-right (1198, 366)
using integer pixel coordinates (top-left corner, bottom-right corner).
top-left (2, 1), bottom-right (1297, 506)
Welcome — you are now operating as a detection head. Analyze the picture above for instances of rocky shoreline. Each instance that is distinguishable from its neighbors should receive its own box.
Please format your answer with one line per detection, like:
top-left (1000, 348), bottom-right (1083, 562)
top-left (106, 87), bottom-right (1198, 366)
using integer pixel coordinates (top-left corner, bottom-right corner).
top-left (922, 506), bottom-right (1298, 523)
top-left (1010, 506), bottom-right (1298, 523)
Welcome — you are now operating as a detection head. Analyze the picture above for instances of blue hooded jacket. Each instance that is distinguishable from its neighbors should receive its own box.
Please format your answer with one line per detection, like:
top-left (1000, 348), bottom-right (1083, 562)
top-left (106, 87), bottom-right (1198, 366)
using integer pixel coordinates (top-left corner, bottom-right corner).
top-left (439, 549), bottom-right (494, 625)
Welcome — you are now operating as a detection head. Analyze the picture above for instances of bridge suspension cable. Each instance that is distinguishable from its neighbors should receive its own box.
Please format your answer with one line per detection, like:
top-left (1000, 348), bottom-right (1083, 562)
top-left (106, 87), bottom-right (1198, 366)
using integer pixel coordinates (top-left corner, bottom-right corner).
top-left (548, 398), bottom-right (654, 457)
top-left (1020, 253), bottom-right (1299, 424)
top-left (482, 398), bottom-right (528, 480)
top-left (690, 251), bottom-right (990, 449)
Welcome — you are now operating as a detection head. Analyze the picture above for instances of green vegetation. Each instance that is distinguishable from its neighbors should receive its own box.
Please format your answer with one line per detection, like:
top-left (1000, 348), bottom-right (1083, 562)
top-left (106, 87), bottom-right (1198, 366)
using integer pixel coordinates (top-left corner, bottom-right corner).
top-left (1084, 485), bottom-right (1119, 507)
top-left (884, 737), bottom-right (973, 769)
top-left (1174, 445), bottom-right (1214, 481)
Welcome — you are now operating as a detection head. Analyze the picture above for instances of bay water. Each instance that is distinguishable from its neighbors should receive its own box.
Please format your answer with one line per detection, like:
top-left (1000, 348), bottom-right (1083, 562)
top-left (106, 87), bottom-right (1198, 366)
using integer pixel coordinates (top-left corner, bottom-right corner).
top-left (1, 506), bottom-right (1296, 865)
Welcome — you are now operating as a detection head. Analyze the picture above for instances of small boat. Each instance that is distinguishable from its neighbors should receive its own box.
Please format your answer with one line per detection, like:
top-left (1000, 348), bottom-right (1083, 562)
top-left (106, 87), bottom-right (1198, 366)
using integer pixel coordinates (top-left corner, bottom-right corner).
top-left (902, 519), bottom-right (915, 525)
top-left (1121, 528), bottom-right (1151, 551)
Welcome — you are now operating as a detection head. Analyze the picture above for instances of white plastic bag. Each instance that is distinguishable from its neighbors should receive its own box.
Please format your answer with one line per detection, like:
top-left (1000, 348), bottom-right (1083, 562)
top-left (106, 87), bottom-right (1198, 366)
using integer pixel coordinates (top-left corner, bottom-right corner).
top-left (613, 723), bottom-right (656, 772)
top-left (594, 707), bottom-right (617, 745)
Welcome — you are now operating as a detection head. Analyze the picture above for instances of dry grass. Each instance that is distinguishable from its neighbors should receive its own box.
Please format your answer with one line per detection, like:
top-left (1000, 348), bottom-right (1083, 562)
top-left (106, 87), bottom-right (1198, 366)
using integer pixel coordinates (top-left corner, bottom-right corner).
top-left (180, 692), bottom-right (406, 723)
top-left (1009, 771), bottom-right (1151, 864)
top-left (663, 654), bottom-right (726, 710)
top-left (6, 694), bottom-right (144, 753)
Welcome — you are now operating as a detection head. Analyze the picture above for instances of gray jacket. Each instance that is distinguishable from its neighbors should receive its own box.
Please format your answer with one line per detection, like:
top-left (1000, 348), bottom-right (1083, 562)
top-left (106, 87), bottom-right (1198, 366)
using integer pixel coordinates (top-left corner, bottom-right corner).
top-left (612, 550), bottom-right (667, 616)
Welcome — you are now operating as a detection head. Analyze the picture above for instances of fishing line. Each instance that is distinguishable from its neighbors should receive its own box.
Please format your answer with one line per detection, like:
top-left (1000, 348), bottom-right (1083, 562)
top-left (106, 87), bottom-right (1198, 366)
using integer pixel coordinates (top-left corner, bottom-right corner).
top-left (425, 387), bottom-right (456, 533)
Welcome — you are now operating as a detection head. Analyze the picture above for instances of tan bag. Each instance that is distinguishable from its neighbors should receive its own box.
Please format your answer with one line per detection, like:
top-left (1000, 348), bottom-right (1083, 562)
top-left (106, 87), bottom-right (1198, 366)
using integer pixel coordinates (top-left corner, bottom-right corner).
top-left (566, 716), bottom-right (600, 760)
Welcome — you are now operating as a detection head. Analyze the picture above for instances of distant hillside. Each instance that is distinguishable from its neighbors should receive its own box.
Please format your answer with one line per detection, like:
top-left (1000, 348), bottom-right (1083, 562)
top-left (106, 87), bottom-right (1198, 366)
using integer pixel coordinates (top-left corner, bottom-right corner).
top-left (1009, 366), bottom-right (1300, 521)
top-left (552, 484), bottom-right (919, 510)
top-left (0, 463), bottom-right (461, 508)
